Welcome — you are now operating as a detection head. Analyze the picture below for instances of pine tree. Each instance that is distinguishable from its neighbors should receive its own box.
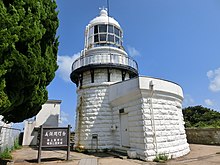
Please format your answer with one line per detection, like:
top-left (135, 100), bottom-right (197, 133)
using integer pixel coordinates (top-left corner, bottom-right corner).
top-left (0, 0), bottom-right (59, 122)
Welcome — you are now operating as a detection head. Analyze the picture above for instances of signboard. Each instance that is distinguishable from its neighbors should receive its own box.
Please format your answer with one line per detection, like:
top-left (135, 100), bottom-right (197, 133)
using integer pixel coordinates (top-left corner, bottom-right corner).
top-left (42, 128), bottom-right (68, 147)
top-left (37, 125), bottom-right (71, 163)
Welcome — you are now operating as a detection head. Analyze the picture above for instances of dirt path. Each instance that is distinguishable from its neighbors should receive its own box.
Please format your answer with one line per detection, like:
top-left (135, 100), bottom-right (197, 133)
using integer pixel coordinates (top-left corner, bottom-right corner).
top-left (9, 144), bottom-right (220, 165)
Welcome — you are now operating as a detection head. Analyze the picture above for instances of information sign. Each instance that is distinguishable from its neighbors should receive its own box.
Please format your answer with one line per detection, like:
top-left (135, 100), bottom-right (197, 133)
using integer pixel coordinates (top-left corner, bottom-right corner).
top-left (37, 125), bottom-right (71, 163)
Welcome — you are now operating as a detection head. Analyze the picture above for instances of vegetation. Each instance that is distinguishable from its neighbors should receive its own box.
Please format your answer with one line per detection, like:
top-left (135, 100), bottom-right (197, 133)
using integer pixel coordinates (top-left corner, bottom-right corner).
top-left (153, 153), bottom-right (168, 163)
top-left (0, 0), bottom-right (59, 123)
top-left (183, 105), bottom-right (220, 128)
top-left (0, 148), bottom-right (12, 160)
top-left (0, 138), bottom-right (22, 160)
top-left (13, 139), bottom-right (22, 150)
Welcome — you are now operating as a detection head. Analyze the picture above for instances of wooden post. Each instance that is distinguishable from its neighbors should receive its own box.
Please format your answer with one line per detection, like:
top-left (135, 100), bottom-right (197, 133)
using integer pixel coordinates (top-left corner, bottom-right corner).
top-left (37, 125), bottom-right (43, 163)
top-left (67, 125), bottom-right (71, 161)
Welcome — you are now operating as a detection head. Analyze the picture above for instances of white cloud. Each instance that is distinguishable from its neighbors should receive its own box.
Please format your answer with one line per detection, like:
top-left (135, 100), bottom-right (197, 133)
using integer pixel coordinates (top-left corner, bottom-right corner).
top-left (127, 45), bottom-right (140, 57)
top-left (57, 53), bottom-right (80, 82)
top-left (207, 67), bottom-right (220, 92)
top-left (60, 111), bottom-right (70, 125)
top-left (204, 99), bottom-right (214, 106)
top-left (183, 94), bottom-right (195, 107)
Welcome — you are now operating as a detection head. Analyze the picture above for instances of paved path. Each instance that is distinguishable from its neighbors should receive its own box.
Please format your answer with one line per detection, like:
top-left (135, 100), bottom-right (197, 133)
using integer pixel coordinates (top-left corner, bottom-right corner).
top-left (9, 144), bottom-right (220, 165)
top-left (79, 158), bottom-right (98, 165)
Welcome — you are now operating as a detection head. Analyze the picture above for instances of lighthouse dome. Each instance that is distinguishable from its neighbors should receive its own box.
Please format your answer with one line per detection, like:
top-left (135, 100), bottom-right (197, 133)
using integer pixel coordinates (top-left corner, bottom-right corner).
top-left (89, 9), bottom-right (121, 28)
top-left (85, 9), bottom-right (123, 50)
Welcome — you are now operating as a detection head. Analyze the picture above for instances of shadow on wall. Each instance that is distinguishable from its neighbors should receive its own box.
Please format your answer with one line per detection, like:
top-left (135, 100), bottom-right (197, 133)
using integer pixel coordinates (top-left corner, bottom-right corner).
top-left (75, 87), bottom-right (111, 150)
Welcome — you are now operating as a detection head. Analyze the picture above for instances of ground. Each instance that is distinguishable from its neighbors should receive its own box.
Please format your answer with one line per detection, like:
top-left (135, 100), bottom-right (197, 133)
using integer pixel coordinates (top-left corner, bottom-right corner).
top-left (5, 144), bottom-right (220, 164)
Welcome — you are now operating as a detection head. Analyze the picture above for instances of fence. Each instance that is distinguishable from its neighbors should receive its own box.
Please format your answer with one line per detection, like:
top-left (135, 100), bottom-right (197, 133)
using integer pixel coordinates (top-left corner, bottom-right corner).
top-left (0, 126), bottom-right (21, 153)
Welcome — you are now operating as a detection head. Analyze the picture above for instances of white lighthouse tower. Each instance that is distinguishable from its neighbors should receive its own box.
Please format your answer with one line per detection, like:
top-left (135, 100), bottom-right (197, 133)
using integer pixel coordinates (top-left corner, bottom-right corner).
top-left (71, 9), bottom-right (190, 161)
top-left (70, 9), bottom-right (138, 150)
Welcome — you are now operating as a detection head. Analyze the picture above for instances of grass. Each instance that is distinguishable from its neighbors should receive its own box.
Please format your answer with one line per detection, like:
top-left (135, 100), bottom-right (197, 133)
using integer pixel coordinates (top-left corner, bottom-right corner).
top-left (153, 153), bottom-right (169, 163)
top-left (13, 139), bottom-right (22, 150)
top-left (0, 139), bottom-right (22, 160)
top-left (0, 148), bottom-right (12, 160)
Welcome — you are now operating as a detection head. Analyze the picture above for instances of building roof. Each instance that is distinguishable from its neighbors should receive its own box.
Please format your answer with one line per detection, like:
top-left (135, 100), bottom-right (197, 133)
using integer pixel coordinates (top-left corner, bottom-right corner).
top-left (46, 99), bottom-right (62, 104)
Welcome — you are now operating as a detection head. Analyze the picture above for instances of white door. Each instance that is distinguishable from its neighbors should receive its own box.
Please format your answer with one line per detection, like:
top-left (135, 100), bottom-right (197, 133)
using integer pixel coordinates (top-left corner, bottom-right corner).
top-left (120, 113), bottom-right (130, 147)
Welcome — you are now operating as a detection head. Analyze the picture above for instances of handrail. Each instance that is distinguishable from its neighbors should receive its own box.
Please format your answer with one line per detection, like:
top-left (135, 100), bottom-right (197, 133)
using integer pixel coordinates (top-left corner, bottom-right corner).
top-left (71, 53), bottom-right (138, 72)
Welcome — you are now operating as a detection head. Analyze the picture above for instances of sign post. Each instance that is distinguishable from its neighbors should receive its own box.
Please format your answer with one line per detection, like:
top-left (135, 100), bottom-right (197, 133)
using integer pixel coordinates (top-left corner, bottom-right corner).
top-left (37, 125), bottom-right (43, 163)
top-left (37, 125), bottom-right (71, 163)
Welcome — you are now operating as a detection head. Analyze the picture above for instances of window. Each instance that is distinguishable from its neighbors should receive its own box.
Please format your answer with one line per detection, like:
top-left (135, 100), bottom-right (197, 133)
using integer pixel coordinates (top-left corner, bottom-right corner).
top-left (99, 24), bottom-right (107, 32)
top-left (94, 25), bottom-right (98, 34)
top-left (108, 34), bottom-right (114, 42)
top-left (100, 34), bottom-right (106, 41)
top-left (94, 34), bottom-right (99, 42)
top-left (115, 27), bottom-right (120, 36)
top-left (108, 25), bottom-right (114, 33)
top-left (115, 37), bottom-right (120, 45)
top-left (88, 24), bottom-right (123, 48)
top-left (89, 27), bottom-right (93, 36)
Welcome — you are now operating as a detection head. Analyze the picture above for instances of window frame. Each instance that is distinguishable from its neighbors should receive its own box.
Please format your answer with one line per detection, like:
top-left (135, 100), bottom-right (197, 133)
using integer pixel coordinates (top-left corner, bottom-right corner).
top-left (87, 24), bottom-right (123, 48)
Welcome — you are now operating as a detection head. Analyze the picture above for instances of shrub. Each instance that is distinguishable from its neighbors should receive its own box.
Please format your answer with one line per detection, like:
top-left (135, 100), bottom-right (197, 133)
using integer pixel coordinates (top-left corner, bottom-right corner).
top-left (153, 153), bottom-right (168, 163)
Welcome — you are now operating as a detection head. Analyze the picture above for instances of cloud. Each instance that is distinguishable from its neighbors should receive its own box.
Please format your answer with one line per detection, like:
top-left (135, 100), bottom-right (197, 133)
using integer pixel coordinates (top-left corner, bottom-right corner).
top-left (127, 45), bottom-right (140, 57)
top-left (60, 111), bottom-right (70, 125)
top-left (204, 99), bottom-right (214, 106)
top-left (57, 53), bottom-right (80, 82)
top-left (207, 67), bottom-right (220, 92)
top-left (183, 94), bottom-right (195, 107)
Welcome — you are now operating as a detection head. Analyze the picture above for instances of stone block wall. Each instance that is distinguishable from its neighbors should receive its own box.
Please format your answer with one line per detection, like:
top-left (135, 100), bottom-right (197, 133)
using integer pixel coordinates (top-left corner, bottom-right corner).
top-left (75, 75), bottom-right (190, 161)
top-left (141, 96), bottom-right (189, 160)
top-left (75, 68), bottom-right (125, 150)
top-left (186, 128), bottom-right (220, 145)
top-left (75, 85), bottom-right (112, 149)
top-left (109, 77), bottom-right (190, 161)
top-left (112, 98), bottom-right (145, 151)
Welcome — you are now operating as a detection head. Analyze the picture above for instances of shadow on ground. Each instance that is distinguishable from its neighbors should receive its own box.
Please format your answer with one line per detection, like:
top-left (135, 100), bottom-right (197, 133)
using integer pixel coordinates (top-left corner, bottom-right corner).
top-left (83, 150), bottom-right (127, 159)
top-left (25, 157), bottom-right (65, 163)
top-left (0, 159), bottom-right (14, 165)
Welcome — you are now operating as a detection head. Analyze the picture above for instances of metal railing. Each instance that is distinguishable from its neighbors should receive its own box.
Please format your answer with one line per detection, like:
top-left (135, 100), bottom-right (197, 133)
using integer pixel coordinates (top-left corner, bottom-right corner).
top-left (0, 126), bottom-right (21, 153)
top-left (72, 53), bottom-right (138, 72)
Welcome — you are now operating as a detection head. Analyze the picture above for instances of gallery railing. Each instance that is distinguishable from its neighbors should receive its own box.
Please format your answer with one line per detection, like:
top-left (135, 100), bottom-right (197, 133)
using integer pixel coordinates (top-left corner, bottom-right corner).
top-left (72, 53), bottom-right (138, 72)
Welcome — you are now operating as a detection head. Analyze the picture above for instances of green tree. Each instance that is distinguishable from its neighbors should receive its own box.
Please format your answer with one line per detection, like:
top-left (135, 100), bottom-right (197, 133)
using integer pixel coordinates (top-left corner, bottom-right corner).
top-left (0, 0), bottom-right (59, 123)
top-left (183, 105), bottom-right (220, 128)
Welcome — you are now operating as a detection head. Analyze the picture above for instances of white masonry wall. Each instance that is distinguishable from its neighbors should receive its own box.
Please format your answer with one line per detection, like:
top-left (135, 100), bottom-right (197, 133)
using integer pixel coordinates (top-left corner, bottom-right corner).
top-left (109, 76), bottom-right (190, 161)
top-left (22, 100), bottom-right (61, 146)
top-left (75, 68), bottom-right (126, 149)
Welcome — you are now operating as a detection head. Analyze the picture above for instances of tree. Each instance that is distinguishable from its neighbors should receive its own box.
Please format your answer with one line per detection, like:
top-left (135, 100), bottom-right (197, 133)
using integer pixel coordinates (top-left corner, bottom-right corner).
top-left (183, 105), bottom-right (220, 128)
top-left (0, 0), bottom-right (59, 123)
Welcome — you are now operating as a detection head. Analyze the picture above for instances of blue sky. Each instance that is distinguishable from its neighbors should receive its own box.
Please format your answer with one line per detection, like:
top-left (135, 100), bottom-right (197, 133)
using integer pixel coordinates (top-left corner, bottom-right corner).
top-left (45, 0), bottom-right (220, 129)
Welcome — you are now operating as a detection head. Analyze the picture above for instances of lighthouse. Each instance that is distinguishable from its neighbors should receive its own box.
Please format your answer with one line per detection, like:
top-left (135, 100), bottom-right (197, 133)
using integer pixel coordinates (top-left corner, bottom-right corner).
top-left (70, 9), bottom-right (138, 150)
top-left (71, 9), bottom-right (190, 161)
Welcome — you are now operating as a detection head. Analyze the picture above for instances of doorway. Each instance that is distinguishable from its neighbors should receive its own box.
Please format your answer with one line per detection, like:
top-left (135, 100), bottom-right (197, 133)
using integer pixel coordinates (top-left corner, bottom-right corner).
top-left (120, 113), bottom-right (130, 147)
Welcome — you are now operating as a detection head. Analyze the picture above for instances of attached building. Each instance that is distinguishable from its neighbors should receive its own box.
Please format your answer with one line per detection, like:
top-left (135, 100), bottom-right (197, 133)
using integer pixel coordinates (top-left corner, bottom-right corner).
top-left (22, 100), bottom-right (61, 146)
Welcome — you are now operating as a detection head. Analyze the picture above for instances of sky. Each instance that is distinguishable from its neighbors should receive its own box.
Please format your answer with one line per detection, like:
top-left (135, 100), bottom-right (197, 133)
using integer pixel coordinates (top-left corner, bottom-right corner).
top-left (39, 0), bottom-right (220, 129)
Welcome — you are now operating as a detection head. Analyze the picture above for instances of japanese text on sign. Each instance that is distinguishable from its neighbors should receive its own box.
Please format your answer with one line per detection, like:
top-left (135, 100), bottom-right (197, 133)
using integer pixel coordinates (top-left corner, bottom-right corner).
top-left (42, 129), bottom-right (68, 147)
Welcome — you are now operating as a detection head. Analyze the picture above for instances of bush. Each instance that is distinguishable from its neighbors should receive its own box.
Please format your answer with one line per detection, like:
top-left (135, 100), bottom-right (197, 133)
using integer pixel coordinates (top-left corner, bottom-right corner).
top-left (153, 153), bottom-right (168, 163)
